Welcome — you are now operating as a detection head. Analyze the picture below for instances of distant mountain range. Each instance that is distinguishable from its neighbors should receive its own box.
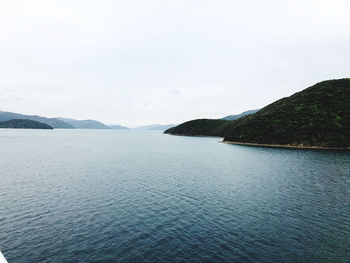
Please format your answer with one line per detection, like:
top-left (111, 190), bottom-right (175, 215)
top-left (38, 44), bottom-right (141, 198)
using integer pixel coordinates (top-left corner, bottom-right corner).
top-left (0, 110), bottom-right (176, 131)
top-left (58, 117), bottom-right (111, 129)
top-left (222, 109), bottom-right (260, 120)
top-left (0, 111), bottom-right (73, 128)
top-left (132, 124), bottom-right (176, 131)
top-left (0, 111), bottom-right (119, 129)
top-left (109, 124), bottom-right (129, 130)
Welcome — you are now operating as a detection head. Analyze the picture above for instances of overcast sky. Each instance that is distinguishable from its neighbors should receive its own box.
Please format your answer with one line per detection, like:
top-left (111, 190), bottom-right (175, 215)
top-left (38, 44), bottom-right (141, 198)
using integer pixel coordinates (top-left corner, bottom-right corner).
top-left (0, 0), bottom-right (349, 126)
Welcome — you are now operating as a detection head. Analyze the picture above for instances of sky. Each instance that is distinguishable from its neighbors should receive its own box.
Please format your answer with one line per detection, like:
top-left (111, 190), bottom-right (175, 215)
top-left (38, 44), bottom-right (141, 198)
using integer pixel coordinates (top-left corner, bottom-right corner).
top-left (0, 0), bottom-right (349, 127)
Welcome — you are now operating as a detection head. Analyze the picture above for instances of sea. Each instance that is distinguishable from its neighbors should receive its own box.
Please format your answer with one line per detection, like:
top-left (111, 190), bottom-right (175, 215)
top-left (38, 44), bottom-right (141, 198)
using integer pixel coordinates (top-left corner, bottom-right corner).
top-left (0, 129), bottom-right (349, 263)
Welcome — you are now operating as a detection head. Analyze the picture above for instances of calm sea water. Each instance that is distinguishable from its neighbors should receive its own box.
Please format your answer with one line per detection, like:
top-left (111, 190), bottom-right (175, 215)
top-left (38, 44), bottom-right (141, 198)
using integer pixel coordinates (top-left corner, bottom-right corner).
top-left (0, 129), bottom-right (349, 263)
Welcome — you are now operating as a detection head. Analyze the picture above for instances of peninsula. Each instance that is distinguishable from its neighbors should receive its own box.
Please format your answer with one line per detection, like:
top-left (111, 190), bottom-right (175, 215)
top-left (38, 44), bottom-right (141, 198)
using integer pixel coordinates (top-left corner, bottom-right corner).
top-left (165, 79), bottom-right (350, 149)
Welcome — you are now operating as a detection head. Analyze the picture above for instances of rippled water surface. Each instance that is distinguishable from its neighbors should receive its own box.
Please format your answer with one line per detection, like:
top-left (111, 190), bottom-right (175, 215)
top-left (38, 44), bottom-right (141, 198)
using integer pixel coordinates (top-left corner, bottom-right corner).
top-left (0, 129), bottom-right (349, 263)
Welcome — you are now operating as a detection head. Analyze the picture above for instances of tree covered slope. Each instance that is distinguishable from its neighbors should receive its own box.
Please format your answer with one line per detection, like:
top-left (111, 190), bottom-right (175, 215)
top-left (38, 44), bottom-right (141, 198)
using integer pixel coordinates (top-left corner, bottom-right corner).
top-left (165, 79), bottom-right (350, 148)
top-left (0, 119), bottom-right (54, 129)
top-left (224, 79), bottom-right (350, 147)
top-left (164, 119), bottom-right (232, 137)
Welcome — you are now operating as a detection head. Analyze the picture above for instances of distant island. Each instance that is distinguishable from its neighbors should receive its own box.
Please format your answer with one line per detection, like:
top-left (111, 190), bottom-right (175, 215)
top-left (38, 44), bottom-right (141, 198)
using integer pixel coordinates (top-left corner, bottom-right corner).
top-left (0, 111), bottom-right (128, 130)
top-left (133, 124), bottom-right (176, 131)
top-left (0, 111), bottom-right (73, 128)
top-left (0, 119), bottom-right (53, 129)
top-left (165, 79), bottom-right (350, 149)
top-left (0, 110), bottom-right (177, 132)
top-left (109, 124), bottom-right (129, 130)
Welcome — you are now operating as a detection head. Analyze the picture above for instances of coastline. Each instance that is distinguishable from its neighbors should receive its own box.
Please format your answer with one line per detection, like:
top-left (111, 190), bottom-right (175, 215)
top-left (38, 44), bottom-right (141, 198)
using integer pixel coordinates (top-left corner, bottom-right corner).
top-left (222, 140), bottom-right (350, 150)
top-left (164, 133), bottom-right (223, 138)
top-left (165, 133), bottom-right (350, 150)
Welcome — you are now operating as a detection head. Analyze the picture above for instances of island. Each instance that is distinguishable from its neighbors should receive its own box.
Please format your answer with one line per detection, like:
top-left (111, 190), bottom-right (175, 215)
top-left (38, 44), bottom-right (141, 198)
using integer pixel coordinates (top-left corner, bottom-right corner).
top-left (0, 119), bottom-right (54, 129)
top-left (109, 124), bottom-right (129, 130)
top-left (133, 124), bottom-right (176, 131)
top-left (165, 78), bottom-right (350, 149)
top-left (0, 111), bottom-right (73, 128)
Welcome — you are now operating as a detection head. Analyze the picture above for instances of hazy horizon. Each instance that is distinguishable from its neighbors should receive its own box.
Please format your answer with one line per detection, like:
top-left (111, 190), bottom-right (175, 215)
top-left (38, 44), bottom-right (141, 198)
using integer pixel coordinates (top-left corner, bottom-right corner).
top-left (1, 0), bottom-right (349, 126)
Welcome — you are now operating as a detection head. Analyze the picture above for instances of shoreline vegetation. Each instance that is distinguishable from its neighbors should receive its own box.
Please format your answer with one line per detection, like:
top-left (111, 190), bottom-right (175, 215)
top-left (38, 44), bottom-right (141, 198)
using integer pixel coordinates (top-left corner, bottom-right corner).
top-left (169, 133), bottom-right (350, 150)
top-left (221, 141), bottom-right (350, 150)
top-left (165, 79), bottom-right (350, 149)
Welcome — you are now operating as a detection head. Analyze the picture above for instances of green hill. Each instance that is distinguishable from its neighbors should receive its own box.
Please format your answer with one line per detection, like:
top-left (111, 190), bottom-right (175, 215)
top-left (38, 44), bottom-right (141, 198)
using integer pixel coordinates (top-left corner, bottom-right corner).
top-left (0, 111), bottom-right (72, 128)
top-left (165, 119), bottom-right (232, 137)
top-left (0, 119), bottom-right (54, 129)
top-left (165, 79), bottom-right (350, 148)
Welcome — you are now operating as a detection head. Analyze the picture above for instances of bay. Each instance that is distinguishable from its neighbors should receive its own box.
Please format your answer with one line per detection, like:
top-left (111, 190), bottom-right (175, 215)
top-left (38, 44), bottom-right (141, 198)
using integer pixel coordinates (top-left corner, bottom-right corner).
top-left (0, 129), bottom-right (349, 262)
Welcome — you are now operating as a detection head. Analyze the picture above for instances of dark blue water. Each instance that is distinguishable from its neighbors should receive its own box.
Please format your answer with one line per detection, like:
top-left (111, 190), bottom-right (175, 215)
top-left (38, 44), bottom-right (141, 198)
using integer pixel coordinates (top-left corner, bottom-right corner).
top-left (0, 129), bottom-right (349, 263)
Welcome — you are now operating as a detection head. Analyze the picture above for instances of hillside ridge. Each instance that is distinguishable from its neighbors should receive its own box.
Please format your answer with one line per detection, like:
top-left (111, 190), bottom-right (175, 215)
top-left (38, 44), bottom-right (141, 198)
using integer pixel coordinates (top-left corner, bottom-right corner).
top-left (165, 78), bottom-right (350, 148)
